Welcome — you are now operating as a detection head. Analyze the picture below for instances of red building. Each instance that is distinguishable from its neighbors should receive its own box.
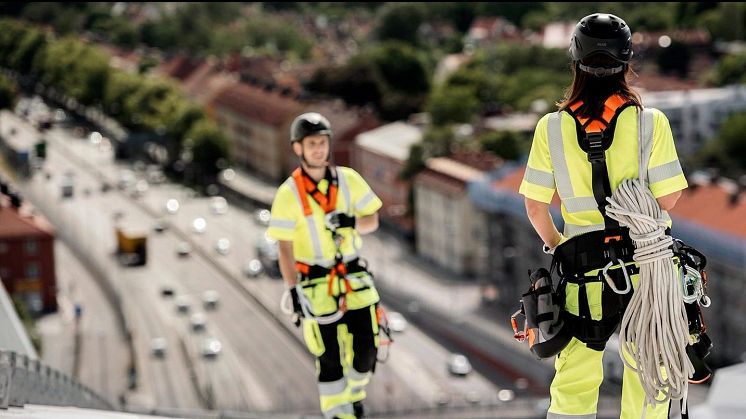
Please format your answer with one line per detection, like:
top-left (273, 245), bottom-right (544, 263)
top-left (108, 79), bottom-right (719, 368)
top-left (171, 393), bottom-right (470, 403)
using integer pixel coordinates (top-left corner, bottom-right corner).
top-left (0, 192), bottom-right (56, 314)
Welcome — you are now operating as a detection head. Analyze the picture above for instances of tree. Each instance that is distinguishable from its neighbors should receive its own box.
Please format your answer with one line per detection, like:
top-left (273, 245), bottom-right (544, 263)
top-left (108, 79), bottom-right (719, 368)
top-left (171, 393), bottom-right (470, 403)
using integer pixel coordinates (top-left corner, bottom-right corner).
top-left (9, 27), bottom-right (47, 74)
top-left (708, 52), bottom-right (746, 86)
top-left (184, 119), bottom-right (229, 180)
top-left (374, 3), bottom-right (425, 45)
top-left (478, 130), bottom-right (525, 160)
top-left (698, 111), bottom-right (746, 177)
top-left (0, 74), bottom-right (18, 110)
top-left (426, 85), bottom-right (480, 125)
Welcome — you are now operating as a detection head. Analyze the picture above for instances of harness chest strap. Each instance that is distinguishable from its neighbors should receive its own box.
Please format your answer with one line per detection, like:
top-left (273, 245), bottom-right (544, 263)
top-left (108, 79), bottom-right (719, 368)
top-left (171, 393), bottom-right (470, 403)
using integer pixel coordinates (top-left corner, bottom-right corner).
top-left (291, 167), bottom-right (352, 298)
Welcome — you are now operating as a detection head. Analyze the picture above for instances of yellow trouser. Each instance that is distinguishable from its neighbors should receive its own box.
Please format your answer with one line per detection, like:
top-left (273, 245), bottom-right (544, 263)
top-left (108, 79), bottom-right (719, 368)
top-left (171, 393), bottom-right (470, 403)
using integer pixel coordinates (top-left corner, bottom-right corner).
top-left (549, 264), bottom-right (670, 418)
top-left (304, 305), bottom-right (379, 419)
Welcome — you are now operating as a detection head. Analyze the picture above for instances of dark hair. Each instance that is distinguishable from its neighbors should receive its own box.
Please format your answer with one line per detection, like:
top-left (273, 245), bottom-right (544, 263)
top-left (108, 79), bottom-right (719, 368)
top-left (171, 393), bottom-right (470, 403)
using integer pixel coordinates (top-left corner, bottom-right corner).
top-left (557, 54), bottom-right (641, 119)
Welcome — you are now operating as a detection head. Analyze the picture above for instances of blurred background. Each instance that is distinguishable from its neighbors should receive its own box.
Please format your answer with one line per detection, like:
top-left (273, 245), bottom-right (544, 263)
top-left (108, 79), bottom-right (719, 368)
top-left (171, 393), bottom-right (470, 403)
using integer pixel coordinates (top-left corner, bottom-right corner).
top-left (0, 2), bottom-right (744, 418)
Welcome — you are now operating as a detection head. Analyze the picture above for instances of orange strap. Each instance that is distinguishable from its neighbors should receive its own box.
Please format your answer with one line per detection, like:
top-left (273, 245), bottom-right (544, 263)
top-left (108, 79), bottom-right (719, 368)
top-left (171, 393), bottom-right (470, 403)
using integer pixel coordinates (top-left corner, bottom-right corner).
top-left (291, 168), bottom-right (338, 216)
top-left (569, 94), bottom-right (628, 133)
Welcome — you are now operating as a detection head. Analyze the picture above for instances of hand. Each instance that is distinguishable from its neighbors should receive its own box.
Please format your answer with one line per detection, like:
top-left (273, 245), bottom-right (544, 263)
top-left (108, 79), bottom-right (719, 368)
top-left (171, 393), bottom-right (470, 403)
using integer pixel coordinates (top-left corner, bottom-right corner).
top-left (324, 211), bottom-right (355, 231)
top-left (543, 234), bottom-right (568, 255)
top-left (290, 287), bottom-right (304, 327)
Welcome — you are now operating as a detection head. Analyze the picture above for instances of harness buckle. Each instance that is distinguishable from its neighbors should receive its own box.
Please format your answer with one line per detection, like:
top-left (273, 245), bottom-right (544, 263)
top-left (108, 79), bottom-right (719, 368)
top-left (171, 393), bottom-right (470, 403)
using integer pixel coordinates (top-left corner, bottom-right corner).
top-left (585, 132), bottom-right (606, 163)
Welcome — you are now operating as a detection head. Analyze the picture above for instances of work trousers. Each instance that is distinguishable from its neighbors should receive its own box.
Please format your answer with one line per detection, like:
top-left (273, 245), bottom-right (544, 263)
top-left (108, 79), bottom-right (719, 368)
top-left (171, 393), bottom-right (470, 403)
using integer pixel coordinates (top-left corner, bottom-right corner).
top-left (548, 265), bottom-right (670, 418)
top-left (303, 305), bottom-right (379, 419)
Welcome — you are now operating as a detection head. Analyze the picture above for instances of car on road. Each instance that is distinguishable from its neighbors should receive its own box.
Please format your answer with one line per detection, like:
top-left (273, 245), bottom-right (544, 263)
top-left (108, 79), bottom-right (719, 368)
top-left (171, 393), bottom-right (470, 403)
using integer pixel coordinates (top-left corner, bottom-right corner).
top-left (387, 311), bottom-right (408, 333)
top-left (153, 219), bottom-right (168, 233)
top-left (255, 232), bottom-right (280, 278)
top-left (215, 238), bottom-right (231, 255)
top-left (243, 259), bottom-right (263, 278)
top-left (192, 217), bottom-right (207, 234)
top-left (202, 290), bottom-right (219, 310)
top-left (177, 241), bottom-right (191, 257)
top-left (151, 337), bottom-right (167, 358)
top-left (447, 353), bottom-right (472, 376)
top-left (175, 295), bottom-right (191, 314)
top-left (61, 172), bottom-right (75, 198)
top-left (210, 196), bottom-right (228, 215)
top-left (165, 198), bottom-right (180, 214)
top-left (253, 208), bottom-right (271, 226)
top-left (160, 285), bottom-right (175, 297)
top-left (201, 337), bottom-right (222, 359)
top-left (190, 312), bottom-right (207, 332)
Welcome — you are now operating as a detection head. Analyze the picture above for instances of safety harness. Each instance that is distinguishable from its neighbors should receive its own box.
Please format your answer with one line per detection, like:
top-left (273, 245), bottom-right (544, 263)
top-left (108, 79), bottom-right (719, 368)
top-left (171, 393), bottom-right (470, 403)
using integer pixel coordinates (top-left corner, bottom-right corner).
top-left (552, 94), bottom-right (638, 350)
top-left (290, 167), bottom-right (372, 324)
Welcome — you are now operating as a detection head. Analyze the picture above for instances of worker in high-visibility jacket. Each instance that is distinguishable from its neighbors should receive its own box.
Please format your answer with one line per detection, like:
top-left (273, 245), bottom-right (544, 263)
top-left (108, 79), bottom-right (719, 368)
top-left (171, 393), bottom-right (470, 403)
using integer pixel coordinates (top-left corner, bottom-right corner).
top-left (519, 13), bottom-right (688, 418)
top-left (268, 112), bottom-right (382, 419)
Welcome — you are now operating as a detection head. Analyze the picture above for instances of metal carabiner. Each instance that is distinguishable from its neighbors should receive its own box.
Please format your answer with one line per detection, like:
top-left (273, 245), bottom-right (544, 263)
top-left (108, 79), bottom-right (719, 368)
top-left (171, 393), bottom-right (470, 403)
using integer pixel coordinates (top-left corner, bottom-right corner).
top-left (602, 259), bottom-right (632, 294)
top-left (681, 265), bottom-right (703, 304)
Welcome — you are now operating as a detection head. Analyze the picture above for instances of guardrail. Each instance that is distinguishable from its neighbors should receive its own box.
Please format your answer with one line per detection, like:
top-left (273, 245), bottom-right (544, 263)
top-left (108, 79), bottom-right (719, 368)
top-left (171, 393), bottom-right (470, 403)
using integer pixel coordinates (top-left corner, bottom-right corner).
top-left (0, 349), bottom-right (112, 410)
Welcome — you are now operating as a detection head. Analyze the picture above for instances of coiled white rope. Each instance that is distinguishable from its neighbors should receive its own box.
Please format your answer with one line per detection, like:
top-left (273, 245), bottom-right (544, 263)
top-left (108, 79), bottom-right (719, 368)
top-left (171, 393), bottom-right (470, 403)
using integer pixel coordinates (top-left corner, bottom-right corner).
top-left (604, 178), bottom-right (693, 414)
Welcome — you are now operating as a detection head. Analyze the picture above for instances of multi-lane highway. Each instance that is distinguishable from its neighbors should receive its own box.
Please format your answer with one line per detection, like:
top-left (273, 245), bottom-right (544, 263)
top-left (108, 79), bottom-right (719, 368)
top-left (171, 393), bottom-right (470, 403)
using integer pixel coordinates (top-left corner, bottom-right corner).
top-left (4, 106), bottom-right (509, 416)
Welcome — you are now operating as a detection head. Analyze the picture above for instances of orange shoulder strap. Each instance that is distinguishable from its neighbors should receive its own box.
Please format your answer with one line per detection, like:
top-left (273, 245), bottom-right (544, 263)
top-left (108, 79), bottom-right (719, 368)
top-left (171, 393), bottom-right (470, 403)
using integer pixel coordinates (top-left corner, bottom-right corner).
top-left (569, 94), bottom-right (629, 133)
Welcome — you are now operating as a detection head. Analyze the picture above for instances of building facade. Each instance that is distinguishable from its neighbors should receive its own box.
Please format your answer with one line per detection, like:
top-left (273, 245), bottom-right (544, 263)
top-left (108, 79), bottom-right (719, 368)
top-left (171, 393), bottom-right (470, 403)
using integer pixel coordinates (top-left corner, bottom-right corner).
top-left (0, 192), bottom-right (56, 314)
top-left (643, 85), bottom-right (746, 158)
top-left (353, 122), bottom-right (423, 235)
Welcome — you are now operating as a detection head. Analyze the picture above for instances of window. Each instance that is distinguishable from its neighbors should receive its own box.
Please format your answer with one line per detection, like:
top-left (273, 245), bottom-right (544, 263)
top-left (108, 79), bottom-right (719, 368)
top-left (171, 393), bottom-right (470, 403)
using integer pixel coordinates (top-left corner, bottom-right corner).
top-left (26, 262), bottom-right (40, 279)
top-left (0, 242), bottom-right (7, 253)
top-left (25, 240), bottom-right (38, 255)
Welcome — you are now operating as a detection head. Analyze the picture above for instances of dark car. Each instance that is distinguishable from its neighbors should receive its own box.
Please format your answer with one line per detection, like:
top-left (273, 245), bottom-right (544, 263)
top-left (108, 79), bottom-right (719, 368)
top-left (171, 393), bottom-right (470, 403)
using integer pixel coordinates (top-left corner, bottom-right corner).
top-left (255, 232), bottom-right (280, 278)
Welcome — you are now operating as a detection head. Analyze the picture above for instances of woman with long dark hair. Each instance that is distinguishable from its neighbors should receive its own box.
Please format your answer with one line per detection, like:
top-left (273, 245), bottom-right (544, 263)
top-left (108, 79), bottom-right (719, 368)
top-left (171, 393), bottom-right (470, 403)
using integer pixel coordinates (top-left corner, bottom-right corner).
top-left (519, 13), bottom-right (688, 418)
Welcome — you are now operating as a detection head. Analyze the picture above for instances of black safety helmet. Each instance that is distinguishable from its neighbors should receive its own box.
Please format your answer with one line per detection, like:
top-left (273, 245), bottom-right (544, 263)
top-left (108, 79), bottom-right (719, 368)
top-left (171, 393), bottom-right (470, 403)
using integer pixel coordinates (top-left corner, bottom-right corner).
top-left (290, 112), bottom-right (332, 144)
top-left (570, 13), bottom-right (632, 76)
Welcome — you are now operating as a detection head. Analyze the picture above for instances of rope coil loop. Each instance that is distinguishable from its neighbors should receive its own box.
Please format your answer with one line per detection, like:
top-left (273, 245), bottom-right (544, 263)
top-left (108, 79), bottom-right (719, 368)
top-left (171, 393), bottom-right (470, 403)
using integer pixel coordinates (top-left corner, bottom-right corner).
top-left (604, 178), bottom-right (693, 413)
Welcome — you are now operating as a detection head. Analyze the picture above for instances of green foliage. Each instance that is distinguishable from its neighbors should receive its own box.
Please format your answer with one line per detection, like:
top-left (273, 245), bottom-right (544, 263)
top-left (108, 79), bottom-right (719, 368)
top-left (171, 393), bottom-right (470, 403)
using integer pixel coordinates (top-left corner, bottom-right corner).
top-left (34, 37), bottom-right (111, 105)
top-left (478, 130), bottom-right (527, 160)
top-left (426, 85), bottom-right (480, 125)
top-left (708, 52), bottom-right (746, 86)
top-left (306, 42), bottom-right (431, 121)
top-left (185, 119), bottom-right (230, 177)
top-left (0, 73), bottom-right (17, 110)
top-left (374, 3), bottom-right (426, 45)
top-left (697, 111), bottom-right (746, 177)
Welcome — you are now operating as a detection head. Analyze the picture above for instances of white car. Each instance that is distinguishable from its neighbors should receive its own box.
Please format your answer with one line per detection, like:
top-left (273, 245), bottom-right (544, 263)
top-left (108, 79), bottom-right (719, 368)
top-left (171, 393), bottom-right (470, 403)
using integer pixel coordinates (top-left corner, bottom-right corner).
top-left (253, 209), bottom-right (271, 226)
top-left (192, 217), bottom-right (207, 234)
top-left (151, 337), bottom-right (167, 358)
top-left (177, 241), bottom-right (191, 257)
top-left (447, 353), bottom-right (472, 376)
top-left (201, 337), bottom-right (222, 358)
top-left (190, 312), bottom-right (207, 332)
top-left (210, 196), bottom-right (228, 215)
top-left (215, 238), bottom-right (231, 255)
top-left (202, 290), bottom-right (219, 310)
top-left (175, 295), bottom-right (191, 314)
top-left (165, 198), bottom-right (180, 214)
top-left (243, 259), bottom-right (263, 278)
top-left (387, 311), bottom-right (408, 333)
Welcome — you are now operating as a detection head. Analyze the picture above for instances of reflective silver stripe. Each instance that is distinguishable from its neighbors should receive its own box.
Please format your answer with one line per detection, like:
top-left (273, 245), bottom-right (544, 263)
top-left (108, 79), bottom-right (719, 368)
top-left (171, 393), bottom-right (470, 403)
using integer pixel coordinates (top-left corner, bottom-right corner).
top-left (269, 218), bottom-right (295, 229)
top-left (355, 191), bottom-right (377, 212)
top-left (562, 197), bottom-right (599, 213)
top-left (564, 223), bottom-right (605, 238)
top-left (319, 378), bottom-right (347, 396)
top-left (638, 108), bottom-right (654, 185)
top-left (523, 167), bottom-right (555, 189)
top-left (547, 112), bottom-right (575, 199)
top-left (648, 160), bottom-right (683, 184)
top-left (324, 403), bottom-right (354, 419)
top-left (347, 368), bottom-right (370, 384)
top-left (547, 412), bottom-right (596, 419)
top-left (336, 167), bottom-right (352, 214)
top-left (288, 179), bottom-right (326, 265)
